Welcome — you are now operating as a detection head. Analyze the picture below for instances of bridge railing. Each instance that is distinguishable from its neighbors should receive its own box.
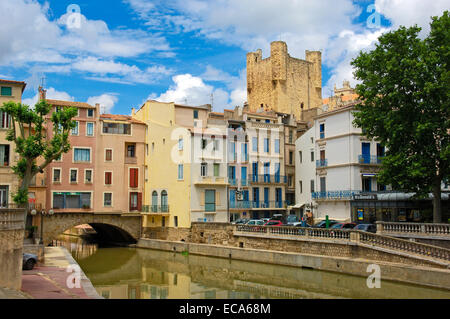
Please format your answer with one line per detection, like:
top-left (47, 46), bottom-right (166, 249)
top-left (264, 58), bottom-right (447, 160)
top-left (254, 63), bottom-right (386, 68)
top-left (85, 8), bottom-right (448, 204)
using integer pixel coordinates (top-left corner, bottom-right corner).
top-left (234, 224), bottom-right (450, 262)
top-left (0, 209), bottom-right (25, 231)
top-left (377, 221), bottom-right (450, 237)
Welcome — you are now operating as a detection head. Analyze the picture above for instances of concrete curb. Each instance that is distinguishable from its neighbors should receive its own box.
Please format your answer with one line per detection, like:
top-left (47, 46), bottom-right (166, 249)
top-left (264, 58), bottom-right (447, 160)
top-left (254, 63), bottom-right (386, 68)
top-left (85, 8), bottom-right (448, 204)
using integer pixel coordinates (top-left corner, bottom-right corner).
top-left (59, 247), bottom-right (103, 299)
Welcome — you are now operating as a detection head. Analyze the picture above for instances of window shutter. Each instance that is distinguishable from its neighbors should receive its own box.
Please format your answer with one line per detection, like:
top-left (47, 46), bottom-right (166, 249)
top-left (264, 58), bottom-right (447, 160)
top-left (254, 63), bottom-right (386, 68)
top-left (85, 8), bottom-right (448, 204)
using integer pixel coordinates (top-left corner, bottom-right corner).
top-left (129, 193), bottom-right (132, 211)
top-left (130, 169), bottom-right (138, 188)
top-left (137, 193), bottom-right (142, 211)
top-left (216, 191), bottom-right (220, 206)
top-left (200, 191), bottom-right (205, 206)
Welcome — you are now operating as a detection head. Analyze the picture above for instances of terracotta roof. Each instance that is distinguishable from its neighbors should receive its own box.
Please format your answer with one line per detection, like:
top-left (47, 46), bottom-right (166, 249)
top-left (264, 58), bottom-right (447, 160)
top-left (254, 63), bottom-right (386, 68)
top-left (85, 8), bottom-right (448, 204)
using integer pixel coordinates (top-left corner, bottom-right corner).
top-left (210, 112), bottom-right (224, 116)
top-left (100, 114), bottom-right (145, 124)
top-left (46, 99), bottom-right (95, 109)
top-left (0, 79), bottom-right (26, 92)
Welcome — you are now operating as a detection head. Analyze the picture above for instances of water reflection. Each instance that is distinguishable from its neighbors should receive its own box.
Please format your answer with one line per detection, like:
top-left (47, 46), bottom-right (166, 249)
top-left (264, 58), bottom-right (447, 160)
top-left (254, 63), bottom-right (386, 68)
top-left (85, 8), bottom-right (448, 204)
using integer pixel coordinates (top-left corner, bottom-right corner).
top-left (55, 235), bottom-right (450, 299)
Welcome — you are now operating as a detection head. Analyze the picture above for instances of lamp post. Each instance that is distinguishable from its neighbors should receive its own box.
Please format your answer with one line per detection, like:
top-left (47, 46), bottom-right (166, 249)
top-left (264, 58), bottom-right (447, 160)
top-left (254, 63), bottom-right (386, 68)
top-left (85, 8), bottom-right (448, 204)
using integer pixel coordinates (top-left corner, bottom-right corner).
top-left (30, 208), bottom-right (54, 245)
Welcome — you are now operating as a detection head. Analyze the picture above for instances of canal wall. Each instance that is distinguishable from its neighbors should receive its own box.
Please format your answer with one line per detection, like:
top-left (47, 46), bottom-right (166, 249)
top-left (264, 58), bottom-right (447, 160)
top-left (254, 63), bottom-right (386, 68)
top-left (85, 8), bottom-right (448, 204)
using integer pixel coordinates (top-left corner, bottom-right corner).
top-left (137, 238), bottom-right (450, 291)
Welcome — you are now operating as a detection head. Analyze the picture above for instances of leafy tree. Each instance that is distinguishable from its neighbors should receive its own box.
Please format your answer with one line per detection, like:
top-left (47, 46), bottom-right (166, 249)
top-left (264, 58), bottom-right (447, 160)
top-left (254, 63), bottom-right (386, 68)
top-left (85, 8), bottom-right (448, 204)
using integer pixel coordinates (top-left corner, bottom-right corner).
top-left (0, 99), bottom-right (77, 206)
top-left (351, 11), bottom-right (449, 223)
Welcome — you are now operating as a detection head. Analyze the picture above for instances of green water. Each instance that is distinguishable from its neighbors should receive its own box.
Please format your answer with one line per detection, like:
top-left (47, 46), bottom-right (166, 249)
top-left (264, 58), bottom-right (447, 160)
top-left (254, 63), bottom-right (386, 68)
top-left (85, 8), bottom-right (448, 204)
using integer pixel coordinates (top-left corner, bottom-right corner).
top-left (53, 235), bottom-right (450, 299)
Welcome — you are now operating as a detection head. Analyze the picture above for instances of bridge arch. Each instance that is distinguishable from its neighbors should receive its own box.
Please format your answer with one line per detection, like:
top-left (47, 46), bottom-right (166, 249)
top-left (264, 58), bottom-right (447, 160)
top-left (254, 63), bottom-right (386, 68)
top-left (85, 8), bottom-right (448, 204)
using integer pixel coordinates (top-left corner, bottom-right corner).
top-left (42, 213), bottom-right (141, 246)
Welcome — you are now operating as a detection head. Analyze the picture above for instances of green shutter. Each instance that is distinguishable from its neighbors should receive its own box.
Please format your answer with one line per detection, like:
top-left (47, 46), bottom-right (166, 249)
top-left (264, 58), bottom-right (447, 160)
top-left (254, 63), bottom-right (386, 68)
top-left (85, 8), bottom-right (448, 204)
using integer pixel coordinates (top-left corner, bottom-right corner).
top-left (1, 87), bottom-right (12, 96)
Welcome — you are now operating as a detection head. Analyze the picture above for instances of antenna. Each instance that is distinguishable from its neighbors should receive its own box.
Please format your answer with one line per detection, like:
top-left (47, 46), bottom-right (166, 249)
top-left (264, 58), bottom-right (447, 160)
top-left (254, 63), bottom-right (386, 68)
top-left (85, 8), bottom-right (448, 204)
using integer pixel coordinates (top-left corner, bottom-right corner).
top-left (210, 93), bottom-right (214, 108)
top-left (40, 76), bottom-right (46, 88)
top-left (101, 106), bottom-right (106, 114)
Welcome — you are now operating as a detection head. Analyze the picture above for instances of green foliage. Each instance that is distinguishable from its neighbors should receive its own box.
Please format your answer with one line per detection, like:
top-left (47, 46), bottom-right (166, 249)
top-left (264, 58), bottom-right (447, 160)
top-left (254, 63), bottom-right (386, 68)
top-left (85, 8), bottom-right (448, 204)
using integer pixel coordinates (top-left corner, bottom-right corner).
top-left (0, 99), bottom-right (77, 204)
top-left (351, 11), bottom-right (449, 220)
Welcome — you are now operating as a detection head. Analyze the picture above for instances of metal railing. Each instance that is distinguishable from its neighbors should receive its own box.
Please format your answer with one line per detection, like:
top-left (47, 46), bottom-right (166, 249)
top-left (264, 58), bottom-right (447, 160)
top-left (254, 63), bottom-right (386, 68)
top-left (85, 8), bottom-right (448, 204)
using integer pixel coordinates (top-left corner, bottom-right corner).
top-left (377, 221), bottom-right (450, 237)
top-left (229, 201), bottom-right (288, 209)
top-left (316, 159), bottom-right (328, 168)
top-left (358, 155), bottom-right (384, 165)
top-left (141, 205), bottom-right (170, 213)
top-left (249, 175), bottom-right (287, 184)
top-left (312, 190), bottom-right (359, 200)
top-left (234, 225), bottom-right (450, 262)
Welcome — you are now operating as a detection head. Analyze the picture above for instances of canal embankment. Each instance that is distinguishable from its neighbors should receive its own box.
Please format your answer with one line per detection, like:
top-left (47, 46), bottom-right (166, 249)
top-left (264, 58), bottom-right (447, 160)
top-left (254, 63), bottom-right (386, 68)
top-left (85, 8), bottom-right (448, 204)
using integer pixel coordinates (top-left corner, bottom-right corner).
top-left (20, 246), bottom-right (102, 299)
top-left (137, 238), bottom-right (450, 291)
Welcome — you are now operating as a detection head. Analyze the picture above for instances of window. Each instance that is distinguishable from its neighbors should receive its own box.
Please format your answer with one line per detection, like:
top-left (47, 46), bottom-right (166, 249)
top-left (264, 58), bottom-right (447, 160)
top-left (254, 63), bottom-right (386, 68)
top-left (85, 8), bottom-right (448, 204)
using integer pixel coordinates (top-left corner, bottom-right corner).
top-left (129, 192), bottom-right (141, 211)
top-left (275, 139), bottom-right (280, 154)
top-left (85, 170), bottom-right (92, 183)
top-left (214, 163), bottom-right (220, 177)
top-left (252, 137), bottom-right (258, 152)
top-left (264, 138), bottom-right (269, 153)
top-left (161, 190), bottom-right (168, 211)
top-left (320, 123), bottom-right (325, 139)
top-left (178, 138), bottom-right (183, 151)
top-left (193, 110), bottom-right (199, 119)
top-left (174, 216), bottom-right (178, 227)
top-left (289, 130), bottom-right (293, 144)
top-left (102, 122), bottom-right (131, 135)
top-left (53, 168), bottom-right (61, 183)
top-left (289, 151), bottom-right (293, 165)
top-left (0, 111), bottom-right (10, 128)
top-left (310, 180), bottom-right (315, 193)
top-left (87, 109), bottom-right (94, 118)
top-left (105, 149), bottom-right (112, 161)
top-left (52, 192), bottom-right (91, 209)
top-left (127, 144), bottom-right (136, 158)
top-left (1, 87), bottom-right (12, 96)
top-left (129, 168), bottom-right (139, 188)
top-left (178, 164), bottom-right (183, 180)
top-left (162, 216), bottom-right (166, 227)
top-left (299, 180), bottom-right (303, 193)
top-left (74, 148), bottom-right (90, 162)
top-left (71, 121), bottom-right (79, 135)
top-left (104, 193), bottom-right (112, 207)
top-left (311, 151), bottom-right (314, 162)
top-left (320, 177), bottom-right (326, 192)
top-left (201, 139), bottom-right (207, 149)
top-left (299, 151), bottom-right (302, 163)
top-left (201, 162), bottom-right (208, 177)
top-left (70, 169), bottom-right (78, 183)
top-left (0, 145), bottom-right (10, 166)
top-left (205, 190), bottom-right (216, 212)
top-left (105, 172), bottom-right (112, 185)
top-left (288, 175), bottom-right (293, 187)
top-left (86, 122), bottom-right (94, 136)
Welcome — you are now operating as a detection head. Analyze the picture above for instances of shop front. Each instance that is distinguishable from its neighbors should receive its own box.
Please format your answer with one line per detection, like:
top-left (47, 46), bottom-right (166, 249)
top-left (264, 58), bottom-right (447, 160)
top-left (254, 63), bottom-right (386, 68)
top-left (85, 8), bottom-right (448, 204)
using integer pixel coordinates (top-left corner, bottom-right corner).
top-left (350, 192), bottom-right (450, 224)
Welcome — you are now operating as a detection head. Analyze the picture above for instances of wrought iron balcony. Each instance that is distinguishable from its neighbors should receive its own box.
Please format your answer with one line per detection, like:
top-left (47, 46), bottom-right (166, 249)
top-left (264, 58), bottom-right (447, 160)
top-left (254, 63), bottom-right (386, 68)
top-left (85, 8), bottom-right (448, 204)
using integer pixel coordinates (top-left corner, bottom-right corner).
top-left (312, 191), bottom-right (360, 200)
top-left (248, 175), bottom-right (287, 184)
top-left (229, 201), bottom-right (288, 209)
top-left (141, 205), bottom-right (170, 213)
top-left (358, 155), bottom-right (384, 165)
top-left (316, 159), bottom-right (328, 168)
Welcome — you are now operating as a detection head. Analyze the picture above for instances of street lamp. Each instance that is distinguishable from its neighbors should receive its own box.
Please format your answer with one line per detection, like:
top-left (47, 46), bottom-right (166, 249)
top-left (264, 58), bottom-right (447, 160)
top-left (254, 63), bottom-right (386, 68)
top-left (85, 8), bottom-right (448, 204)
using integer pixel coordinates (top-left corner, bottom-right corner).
top-left (30, 208), bottom-right (54, 245)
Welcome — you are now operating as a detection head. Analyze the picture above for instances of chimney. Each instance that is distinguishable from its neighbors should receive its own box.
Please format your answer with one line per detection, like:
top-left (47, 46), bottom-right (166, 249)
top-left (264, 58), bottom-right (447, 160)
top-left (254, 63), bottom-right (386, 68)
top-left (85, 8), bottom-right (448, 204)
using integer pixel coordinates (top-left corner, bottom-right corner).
top-left (38, 86), bottom-right (46, 101)
top-left (95, 103), bottom-right (100, 117)
top-left (131, 108), bottom-right (136, 116)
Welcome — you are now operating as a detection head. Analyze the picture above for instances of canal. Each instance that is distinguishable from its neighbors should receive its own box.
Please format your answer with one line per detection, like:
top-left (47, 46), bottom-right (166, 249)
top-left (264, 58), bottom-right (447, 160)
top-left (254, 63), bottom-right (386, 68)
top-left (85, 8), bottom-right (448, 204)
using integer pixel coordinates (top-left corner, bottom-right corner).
top-left (52, 234), bottom-right (450, 299)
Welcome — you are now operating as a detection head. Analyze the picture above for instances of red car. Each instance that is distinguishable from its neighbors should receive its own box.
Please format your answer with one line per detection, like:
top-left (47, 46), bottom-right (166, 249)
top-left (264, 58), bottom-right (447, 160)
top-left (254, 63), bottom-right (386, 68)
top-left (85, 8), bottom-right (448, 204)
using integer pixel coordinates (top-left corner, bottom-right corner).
top-left (264, 220), bottom-right (283, 226)
top-left (330, 222), bottom-right (357, 229)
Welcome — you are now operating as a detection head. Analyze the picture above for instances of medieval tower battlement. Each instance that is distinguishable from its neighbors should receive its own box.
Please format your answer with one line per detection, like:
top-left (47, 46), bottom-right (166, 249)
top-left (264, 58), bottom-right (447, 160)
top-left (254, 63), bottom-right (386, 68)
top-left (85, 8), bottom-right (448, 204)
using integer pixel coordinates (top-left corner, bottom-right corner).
top-left (247, 41), bottom-right (322, 120)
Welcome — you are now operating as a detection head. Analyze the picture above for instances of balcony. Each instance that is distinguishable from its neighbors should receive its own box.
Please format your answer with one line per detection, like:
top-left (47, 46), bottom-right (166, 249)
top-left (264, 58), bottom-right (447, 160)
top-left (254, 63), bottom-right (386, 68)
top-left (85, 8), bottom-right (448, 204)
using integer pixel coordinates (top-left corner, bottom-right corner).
top-left (125, 156), bottom-right (137, 164)
top-left (316, 159), bottom-right (328, 168)
top-left (358, 155), bottom-right (384, 165)
top-left (312, 190), bottom-right (361, 200)
top-left (249, 175), bottom-right (287, 184)
top-left (141, 205), bottom-right (170, 214)
top-left (228, 178), bottom-right (249, 187)
top-left (195, 176), bottom-right (228, 186)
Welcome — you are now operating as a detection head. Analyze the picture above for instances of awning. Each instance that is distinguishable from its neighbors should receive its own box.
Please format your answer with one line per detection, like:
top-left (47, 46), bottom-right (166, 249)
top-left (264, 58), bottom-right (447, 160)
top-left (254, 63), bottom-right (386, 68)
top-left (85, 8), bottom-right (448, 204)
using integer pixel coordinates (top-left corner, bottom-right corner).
top-left (361, 173), bottom-right (377, 177)
top-left (290, 203), bottom-right (306, 209)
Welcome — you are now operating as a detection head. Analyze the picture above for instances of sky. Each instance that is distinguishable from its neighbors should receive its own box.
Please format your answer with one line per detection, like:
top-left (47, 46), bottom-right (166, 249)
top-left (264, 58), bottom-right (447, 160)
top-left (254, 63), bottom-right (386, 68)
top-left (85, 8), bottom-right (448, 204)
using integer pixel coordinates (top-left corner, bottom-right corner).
top-left (0, 0), bottom-right (448, 115)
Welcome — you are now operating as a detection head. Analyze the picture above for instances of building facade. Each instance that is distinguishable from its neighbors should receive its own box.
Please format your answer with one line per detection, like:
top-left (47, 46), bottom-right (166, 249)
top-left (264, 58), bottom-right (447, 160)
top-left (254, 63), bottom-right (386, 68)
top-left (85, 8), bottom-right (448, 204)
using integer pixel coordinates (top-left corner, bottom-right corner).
top-left (247, 41), bottom-right (322, 121)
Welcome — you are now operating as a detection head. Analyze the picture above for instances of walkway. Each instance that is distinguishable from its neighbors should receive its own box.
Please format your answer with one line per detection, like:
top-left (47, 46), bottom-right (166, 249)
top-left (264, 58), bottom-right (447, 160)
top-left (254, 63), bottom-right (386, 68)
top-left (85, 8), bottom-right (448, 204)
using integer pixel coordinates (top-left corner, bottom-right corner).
top-left (20, 247), bottom-right (101, 299)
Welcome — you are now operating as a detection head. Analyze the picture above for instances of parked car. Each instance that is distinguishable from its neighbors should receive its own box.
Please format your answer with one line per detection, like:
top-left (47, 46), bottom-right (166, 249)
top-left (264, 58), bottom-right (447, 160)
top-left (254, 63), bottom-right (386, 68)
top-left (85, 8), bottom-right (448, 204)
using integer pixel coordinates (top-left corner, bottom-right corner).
top-left (290, 222), bottom-right (312, 228)
top-left (312, 220), bottom-right (339, 228)
top-left (247, 219), bottom-right (265, 226)
top-left (233, 218), bottom-right (249, 225)
top-left (264, 220), bottom-right (283, 226)
top-left (261, 218), bottom-right (271, 223)
top-left (285, 215), bottom-right (299, 225)
top-left (22, 253), bottom-right (37, 270)
top-left (330, 222), bottom-right (357, 229)
top-left (354, 223), bottom-right (377, 233)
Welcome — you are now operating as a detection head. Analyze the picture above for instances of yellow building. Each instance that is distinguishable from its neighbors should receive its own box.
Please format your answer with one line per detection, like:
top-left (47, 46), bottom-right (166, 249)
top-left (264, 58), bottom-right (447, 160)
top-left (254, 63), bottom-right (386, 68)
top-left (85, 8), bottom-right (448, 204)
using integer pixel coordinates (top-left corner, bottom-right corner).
top-left (133, 100), bottom-right (211, 232)
top-left (0, 79), bottom-right (26, 208)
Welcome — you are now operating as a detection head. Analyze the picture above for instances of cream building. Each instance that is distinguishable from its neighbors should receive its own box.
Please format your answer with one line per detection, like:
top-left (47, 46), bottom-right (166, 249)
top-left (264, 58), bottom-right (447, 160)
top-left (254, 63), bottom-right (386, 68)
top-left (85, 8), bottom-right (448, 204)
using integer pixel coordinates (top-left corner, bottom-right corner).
top-left (0, 79), bottom-right (26, 208)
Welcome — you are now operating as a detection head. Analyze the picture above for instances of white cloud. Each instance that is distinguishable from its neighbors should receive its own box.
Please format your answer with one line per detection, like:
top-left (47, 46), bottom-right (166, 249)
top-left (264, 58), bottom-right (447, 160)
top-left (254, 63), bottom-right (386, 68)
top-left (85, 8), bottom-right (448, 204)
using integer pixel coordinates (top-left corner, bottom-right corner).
top-left (87, 94), bottom-right (119, 114)
top-left (22, 87), bottom-right (74, 107)
top-left (0, 0), bottom-right (173, 67)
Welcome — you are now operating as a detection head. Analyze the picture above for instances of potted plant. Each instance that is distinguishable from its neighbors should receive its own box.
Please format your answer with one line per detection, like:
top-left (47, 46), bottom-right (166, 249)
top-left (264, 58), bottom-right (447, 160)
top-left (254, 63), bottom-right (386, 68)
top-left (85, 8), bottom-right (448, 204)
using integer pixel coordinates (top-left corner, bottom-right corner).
top-left (82, 204), bottom-right (90, 209)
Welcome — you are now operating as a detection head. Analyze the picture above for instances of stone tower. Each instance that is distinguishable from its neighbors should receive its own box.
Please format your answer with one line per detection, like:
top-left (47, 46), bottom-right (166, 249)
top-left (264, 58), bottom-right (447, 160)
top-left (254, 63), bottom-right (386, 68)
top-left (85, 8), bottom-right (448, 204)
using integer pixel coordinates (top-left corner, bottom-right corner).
top-left (247, 41), bottom-right (322, 120)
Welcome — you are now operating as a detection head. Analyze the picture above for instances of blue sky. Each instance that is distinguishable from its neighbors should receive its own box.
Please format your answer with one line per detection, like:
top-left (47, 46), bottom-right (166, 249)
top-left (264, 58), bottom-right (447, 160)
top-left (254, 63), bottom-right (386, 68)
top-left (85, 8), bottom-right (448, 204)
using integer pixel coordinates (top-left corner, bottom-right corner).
top-left (0, 0), bottom-right (448, 115)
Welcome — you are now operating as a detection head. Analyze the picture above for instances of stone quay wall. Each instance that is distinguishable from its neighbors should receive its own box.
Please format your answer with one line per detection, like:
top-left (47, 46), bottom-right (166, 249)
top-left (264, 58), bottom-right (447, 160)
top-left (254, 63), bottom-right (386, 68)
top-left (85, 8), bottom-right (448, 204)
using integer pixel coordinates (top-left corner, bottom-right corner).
top-left (0, 209), bottom-right (26, 290)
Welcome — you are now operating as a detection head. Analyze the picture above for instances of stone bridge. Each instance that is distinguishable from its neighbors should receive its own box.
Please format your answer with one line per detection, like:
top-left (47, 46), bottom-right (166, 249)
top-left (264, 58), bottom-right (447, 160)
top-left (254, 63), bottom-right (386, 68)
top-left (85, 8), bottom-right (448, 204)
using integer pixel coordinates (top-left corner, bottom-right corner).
top-left (42, 212), bottom-right (142, 246)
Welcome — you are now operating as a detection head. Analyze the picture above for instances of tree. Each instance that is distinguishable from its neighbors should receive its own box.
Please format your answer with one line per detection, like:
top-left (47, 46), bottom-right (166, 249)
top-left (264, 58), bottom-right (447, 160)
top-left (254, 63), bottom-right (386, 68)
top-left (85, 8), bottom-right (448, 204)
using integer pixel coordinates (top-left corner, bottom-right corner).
top-left (0, 99), bottom-right (77, 206)
top-left (351, 11), bottom-right (449, 223)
